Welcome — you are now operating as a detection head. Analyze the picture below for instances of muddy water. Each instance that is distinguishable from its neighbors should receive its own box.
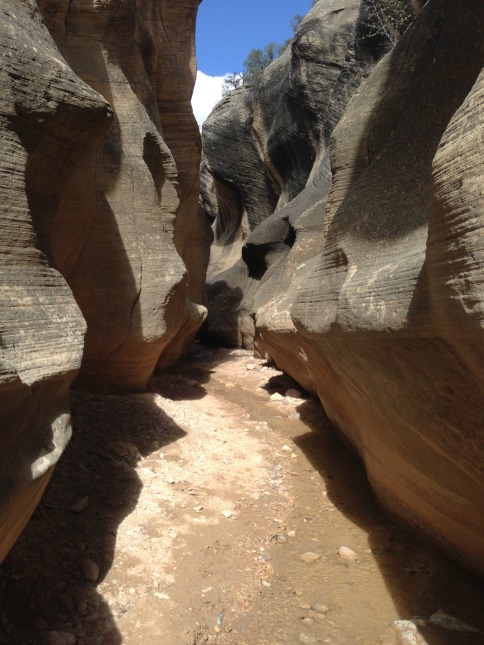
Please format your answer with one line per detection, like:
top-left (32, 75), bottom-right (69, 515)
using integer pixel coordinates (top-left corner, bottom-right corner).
top-left (174, 349), bottom-right (484, 645)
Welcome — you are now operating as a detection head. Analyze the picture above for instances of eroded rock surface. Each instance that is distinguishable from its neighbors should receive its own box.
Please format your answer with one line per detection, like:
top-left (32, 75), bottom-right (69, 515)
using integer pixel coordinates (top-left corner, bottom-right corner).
top-left (1, 0), bottom-right (209, 559)
top-left (201, 0), bottom-right (484, 575)
top-left (200, 0), bottom-right (390, 347)
top-left (0, 0), bottom-right (111, 561)
top-left (39, 0), bottom-right (210, 389)
top-left (263, 0), bottom-right (484, 574)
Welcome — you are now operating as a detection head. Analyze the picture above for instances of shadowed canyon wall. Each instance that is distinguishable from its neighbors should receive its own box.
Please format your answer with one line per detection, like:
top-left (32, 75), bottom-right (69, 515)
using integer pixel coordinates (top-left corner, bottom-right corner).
top-left (0, 0), bottom-right (208, 561)
top-left (38, 0), bottom-right (211, 387)
top-left (200, 0), bottom-right (484, 575)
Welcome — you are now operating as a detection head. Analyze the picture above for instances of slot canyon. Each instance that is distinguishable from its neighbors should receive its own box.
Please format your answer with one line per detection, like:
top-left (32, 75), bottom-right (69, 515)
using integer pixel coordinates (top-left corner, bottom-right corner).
top-left (0, 0), bottom-right (483, 643)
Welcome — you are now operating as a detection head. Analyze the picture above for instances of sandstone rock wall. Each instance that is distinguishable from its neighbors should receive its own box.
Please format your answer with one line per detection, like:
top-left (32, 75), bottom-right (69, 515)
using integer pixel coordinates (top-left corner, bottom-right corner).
top-left (1, 0), bottom-right (208, 559)
top-left (39, 0), bottom-right (210, 388)
top-left (201, 0), bottom-right (484, 575)
top-left (201, 0), bottom-right (389, 347)
top-left (0, 0), bottom-right (112, 561)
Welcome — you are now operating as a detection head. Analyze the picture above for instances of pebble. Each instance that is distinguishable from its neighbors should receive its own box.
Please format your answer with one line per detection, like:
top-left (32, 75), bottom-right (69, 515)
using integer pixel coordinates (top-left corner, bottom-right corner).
top-left (286, 388), bottom-right (302, 398)
top-left (262, 580), bottom-right (271, 588)
top-left (282, 445), bottom-right (292, 452)
top-left (288, 530), bottom-right (297, 538)
top-left (275, 534), bottom-right (288, 544)
top-left (299, 552), bottom-right (322, 563)
top-left (312, 604), bottom-right (328, 615)
top-left (83, 559), bottom-right (100, 582)
top-left (338, 546), bottom-right (358, 561)
top-left (48, 631), bottom-right (76, 645)
top-left (270, 392), bottom-right (284, 401)
top-left (71, 496), bottom-right (89, 513)
top-left (221, 510), bottom-right (233, 518)
top-left (166, 475), bottom-right (176, 484)
top-left (202, 587), bottom-right (214, 594)
top-left (246, 363), bottom-right (257, 370)
top-left (428, 609), bottom-right (481, 633)
top-left (214, 611), bottom-right (224, 633)
top-left (391, 621), bottom-right (423, 645)
top-left (299, 633), bottom-right (317, 643)
top-left (193, 505), bottom-right (204, 513)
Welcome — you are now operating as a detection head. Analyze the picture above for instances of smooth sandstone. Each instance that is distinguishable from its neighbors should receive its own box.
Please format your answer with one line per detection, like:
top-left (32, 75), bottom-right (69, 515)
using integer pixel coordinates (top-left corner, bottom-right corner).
top-left (200, 0), bottom-right (484, 576)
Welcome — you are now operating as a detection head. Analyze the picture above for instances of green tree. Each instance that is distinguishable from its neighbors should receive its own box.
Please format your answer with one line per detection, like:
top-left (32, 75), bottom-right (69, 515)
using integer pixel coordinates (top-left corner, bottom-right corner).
top-left (242, 42), bottom-right (284, 86)
top-left (225, 7), bottom-right (319, 92)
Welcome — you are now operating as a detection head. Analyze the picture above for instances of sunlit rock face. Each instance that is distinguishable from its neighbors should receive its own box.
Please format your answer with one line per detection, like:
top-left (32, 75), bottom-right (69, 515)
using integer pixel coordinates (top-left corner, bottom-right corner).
top-left (257, 0), bottom-right (484, 574)
top-left (200, 0), bottom-right (387, 347)
top-left (201, 0), bottom-right (484, 575)
top-left (0, 0), bottom-right (112, 561)
top-left (0, 0), bottom-right (209, 560)
top-left (38, 0), bottom-right (210, 388)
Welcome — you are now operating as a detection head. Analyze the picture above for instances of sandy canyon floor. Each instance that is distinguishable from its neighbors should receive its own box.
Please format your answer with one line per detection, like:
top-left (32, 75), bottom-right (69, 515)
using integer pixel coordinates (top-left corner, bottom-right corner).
top-left (0, 344), bottom-right (483, 645)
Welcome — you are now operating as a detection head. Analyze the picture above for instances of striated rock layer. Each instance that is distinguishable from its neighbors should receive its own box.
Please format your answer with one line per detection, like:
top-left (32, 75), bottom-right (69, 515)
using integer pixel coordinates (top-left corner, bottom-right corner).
top-left (0, 0), bottom-right (112, 561)
top-left (1, 0), bottom-right (209, 559)
top-left (202, 0), bottom-right (484, 575)
top-left (39, 0), bottom-right (211, 388)
top-left (201, 0), bottom-right (391, 347)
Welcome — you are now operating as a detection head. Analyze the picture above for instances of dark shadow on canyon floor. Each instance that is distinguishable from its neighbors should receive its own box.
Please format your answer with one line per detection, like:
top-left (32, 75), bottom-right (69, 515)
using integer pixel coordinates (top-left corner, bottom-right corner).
top-left (0, 391), bottom-right (186, 645)
top-left (155, 342), bottom-right (244, 396)
top-left (2, 345), bottom-right (484, 644)
top-left (293, 398), bottom-right (484, 645)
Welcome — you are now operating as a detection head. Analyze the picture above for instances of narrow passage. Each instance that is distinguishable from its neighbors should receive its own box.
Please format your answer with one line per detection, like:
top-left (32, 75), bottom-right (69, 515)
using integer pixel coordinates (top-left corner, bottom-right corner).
top-left (1, 345), bottom-right (483, 645)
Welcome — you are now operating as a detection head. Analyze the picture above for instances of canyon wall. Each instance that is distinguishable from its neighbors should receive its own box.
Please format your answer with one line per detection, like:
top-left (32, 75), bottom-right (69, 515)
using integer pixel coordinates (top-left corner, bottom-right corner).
top-left (39, 0), bottom-right (211, 387)
top-left (200, 0), bottom-right (484, 574)
top-left (201, 0), bottom-right (394, 347)
top-left (0, 0), bottom-right (207, 561)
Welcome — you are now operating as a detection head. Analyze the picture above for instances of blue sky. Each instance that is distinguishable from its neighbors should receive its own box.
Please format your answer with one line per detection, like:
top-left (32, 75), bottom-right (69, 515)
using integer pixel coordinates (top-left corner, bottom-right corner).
top-left (196, 0), bottom-right (314, 75)
top-left (192, 0), bottom-right (314, 125)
